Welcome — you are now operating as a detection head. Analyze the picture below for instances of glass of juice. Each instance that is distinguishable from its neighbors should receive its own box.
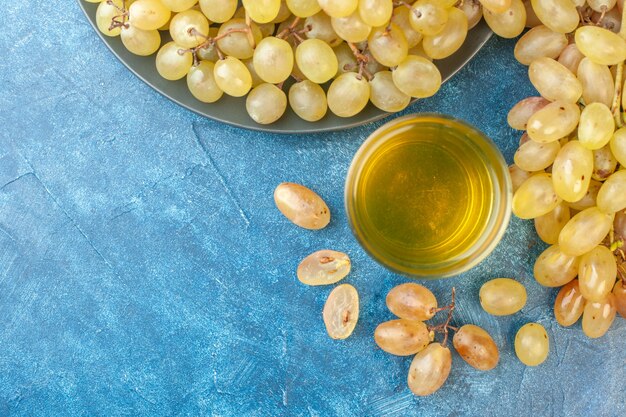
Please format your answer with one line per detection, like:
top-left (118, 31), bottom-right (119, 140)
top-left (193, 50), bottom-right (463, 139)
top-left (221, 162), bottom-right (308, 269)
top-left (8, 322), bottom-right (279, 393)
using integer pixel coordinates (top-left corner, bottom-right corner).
top-left (345, 114), bottom-right (512, 278)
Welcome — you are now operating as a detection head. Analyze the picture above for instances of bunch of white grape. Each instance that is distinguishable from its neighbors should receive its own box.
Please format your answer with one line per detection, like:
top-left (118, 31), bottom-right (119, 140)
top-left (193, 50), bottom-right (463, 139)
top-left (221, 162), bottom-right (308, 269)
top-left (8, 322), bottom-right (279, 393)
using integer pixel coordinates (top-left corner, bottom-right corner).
top-left (507, 1), bottom-right (626, 338)
top-left (87, 0), bottom-right (494, 125)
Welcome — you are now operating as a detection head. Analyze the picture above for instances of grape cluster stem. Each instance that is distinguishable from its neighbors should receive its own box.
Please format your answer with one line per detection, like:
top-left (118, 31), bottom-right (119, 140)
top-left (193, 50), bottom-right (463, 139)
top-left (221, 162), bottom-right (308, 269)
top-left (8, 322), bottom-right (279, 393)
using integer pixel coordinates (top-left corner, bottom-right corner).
top-left (427, 287), bottom-right (457, 347)
top-left (107, 0), bottom-right (129, 31)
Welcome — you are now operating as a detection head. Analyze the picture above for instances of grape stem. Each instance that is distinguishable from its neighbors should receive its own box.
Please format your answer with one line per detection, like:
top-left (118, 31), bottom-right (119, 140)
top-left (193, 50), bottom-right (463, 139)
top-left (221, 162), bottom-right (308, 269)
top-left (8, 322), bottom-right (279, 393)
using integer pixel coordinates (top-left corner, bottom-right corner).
top-left (277, 16), bottom-right (302, 39)
top-left (427, 287), bottom-right (456, 347)
top-left (107, 0), bottom-right (129, 31)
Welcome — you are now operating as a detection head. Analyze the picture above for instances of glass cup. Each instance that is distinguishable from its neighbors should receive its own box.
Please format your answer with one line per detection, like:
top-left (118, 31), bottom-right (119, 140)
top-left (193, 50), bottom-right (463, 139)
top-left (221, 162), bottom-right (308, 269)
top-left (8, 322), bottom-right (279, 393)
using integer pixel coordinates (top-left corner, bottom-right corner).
top-left (344, 114), bottom-right (512, 278)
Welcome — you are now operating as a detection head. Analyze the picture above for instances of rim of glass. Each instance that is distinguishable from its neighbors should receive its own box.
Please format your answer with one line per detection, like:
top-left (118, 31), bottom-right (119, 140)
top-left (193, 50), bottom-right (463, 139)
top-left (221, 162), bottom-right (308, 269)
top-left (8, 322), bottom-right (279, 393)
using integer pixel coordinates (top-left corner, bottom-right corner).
top-left (344, 113), bottom-right (512, 279)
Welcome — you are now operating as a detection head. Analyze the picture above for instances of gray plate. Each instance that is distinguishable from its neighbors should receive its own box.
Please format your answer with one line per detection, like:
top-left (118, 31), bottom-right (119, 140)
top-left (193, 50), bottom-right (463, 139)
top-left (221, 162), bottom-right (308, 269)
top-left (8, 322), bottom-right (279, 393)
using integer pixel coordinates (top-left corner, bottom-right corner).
top-left (78, 1), bottom-right (492, 134)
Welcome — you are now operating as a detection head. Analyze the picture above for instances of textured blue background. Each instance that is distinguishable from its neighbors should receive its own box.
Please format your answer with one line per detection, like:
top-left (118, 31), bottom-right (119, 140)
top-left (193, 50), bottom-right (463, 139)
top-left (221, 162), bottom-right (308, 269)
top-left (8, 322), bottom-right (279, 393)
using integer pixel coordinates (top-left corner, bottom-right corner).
top-left (1, 2), bottom-right (625, 416)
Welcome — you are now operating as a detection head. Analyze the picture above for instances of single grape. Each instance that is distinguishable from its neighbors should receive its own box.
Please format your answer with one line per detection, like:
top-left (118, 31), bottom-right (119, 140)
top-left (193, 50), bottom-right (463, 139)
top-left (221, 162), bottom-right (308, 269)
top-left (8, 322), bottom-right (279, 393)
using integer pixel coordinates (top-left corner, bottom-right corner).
top-left (390, 5), bottom-right (423, 48)
top-left (331, 11), bottom-right (372, 43)
top-left (578, 246), bottom-right (618, 302)
top-left (186, 61), bottom-right (223, 103)
top-left (296, 39), bottom-right (338, 84)
top-left (121, 24), bottom-right (161, 56)
top-left (408, 0), bottom-right (449, 36)
top-left (557, 43), bottom-right (585, 74)
top-left (252, 36), bottom-right (294, 84)
top-left (530, 0), bottom-right (578, 33)
top-left (274, 182), bottom-right (330, 229)
top-left (528, 57), bottom-right (582, 103)
top-left (305, 12), bottom-right (342, 46)
top-left (514, 25), bottom-right (568, 66)
top-left (217, 19), bottom-right (263, 60)
top-left (323, 284), bottom-right (359, 340)
top-left (197, 27), bottom-right (220, 62)
top-left (156, 41), bottom-right (193, 81)
top-left (161, 0), bottom-right (197, 12)
top-left (333, 42), bottom-right (358, 77)
top-left (514, 138), bottom-right (560, 172)
top-left (392, 55), bottom-right (441, 99)
top-left (514, 323), bottom-right (549, 366)
top-left (459, 0), bottom-right (484, 29)
top-left (358, 0), bottom-right (393, 27)
top-left (558, 207), bottom-right (614, 256)
top-left (128, 0), bottom-right (171, 31)
top-left (512, 173), bottom-right (561, 219)
top-left (479, 0), bottom-right (512, 13)
top-left (577, 58), bottom-right (615, 108)
top-left (534, 202), bottom-right (570, 245)
top-left (612, 281), bottom-right (626, 319)
top-left (288, 80), bottom-right (328, 122)
top-left (169, 10), bottom-right (209, 48)
top-left (317, 0), bottom-right (358, 18)
top-left (242, 0), bottom-right (281, 23)
top-left (592, 145), bottom-right (618, 182)
top-left (554, 279), bottom-right (586, 327)
top-left (582, 295), bottom-right (617, 338)
top-left (213, 56), bottom-right (252, 97)
top-left (199, 0), bottom-right (237, 23)
top-left (483, 0), bottom-right (526, 39)
top-left (597, 171), bottom-right (626, 213)
top-left (327, 72), bottom-right (370, 118)
top-left (386, 283), bottom-right (438, 321)
top-left (452, 324), bottom-right (499, 371)
top-left (246, 83), bottom-right (287, 125)
top-left (551, 141), bottom-right (594, 203)
top-left (374, 319), bottom-right (430, 356)
top-left (533, 244), bottom-right (579, 287)
top-left (575, 25), bottom-right (626, 66)
top-left (611, 127), bottom-right (626, 166)
top-left (369, 71), bottom-right (411, 113)
top-left (588, 0), bottom-right (617, 12)
top-left (367, 23), bottom-right (409, 67)
top-left (615, 209), bottom-right (626, 241)
top-left (422, 7), bottom-right (468, 60)
top-left (286, 0), bottom-right (321, 18)
top-left (96, 0), bottom-right (127, 37)
top-left (509, 164), bottom-right (535, 193)
top-left (297, 250), bottom-right (351, 286)
top-left (577, 103), bottom-right (615, 151)
top-left (407, 343), bottom-right (452, 396)
top-left (479, 278), bottom-right (527, 316)
top-left (507, 96), bottom-right (550, 130)
top-left (526, 100), bottom-right (580, 143)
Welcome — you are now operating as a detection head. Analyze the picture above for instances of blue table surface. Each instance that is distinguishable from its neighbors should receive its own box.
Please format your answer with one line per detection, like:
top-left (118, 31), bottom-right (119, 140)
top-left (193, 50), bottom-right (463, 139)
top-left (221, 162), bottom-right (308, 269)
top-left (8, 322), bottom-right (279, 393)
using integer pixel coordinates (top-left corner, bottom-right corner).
top-left (1, 2), bottom-right (625, 416)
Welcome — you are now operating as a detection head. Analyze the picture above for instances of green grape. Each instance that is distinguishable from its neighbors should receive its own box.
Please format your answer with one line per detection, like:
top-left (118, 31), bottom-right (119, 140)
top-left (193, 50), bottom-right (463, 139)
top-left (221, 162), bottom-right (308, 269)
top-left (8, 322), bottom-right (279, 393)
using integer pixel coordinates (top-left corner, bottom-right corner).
top-left (552, 141), bottom-right (594, 203)
top-left (333, 42), bottom-right (358, 77)
top-left (558, 207), bottom-right (614, 256)
top-left (161, 0), bottom-right (197, 12)
top-left (392, 55), bottom-right (441, 98)
top-left (121, 24), bottom-right (161, 56)
top-left (558, 44), bottom-right (585, 74)
top-left (483, 0), bottom-right (526, 39)
top-left (258, 22), bottom-right (277, 38)
top-left (331, 11), bottom-right (372, 43)
top-left (579, 246), bottom-right (618, 302)
top-left (368, 23), bottom-right (409, 67)
top-left (509, 164), bottom-right (535, 193)
top-left (526, 101), bottom-right (580, 143)
top-left (514, 138), bottom-right (560, 172)
top-left (507, 96), bottom-right (549, 130)
top-left (422, 7), bottom-right (468, 60)
top-left (317, 0), bottom-right (358, 18)
top-left (197, 27), bottom-right (219, 61)
top-left (169, 10), bottom-right (209, 48)
top-left (513, 25), bottom-right (568, 66)
top-left (611, 127), bottom-right (626, 166)
top-left (242, 0), bottom-right (281, 23)
top-left (156, 41), bottom-right (193, 80)
top-left (408, 0), bottom-right (449, 36)
top-left (459, 0), bottom-right (484, 29)
top-left (274, 182), bottom-right (330, 229)
top-left (568, 179), bottom-right (602, 211)
top-left (252, 36), bottom-right (293, 84)
top-left (597, 170), bottom-right (626, 213)
top-left (452, 324), bottom-right (499, 371)
top-left (588, 0), bottom-right (617, 11)
top-left (577, 103), bottom-right (615, 150)
top-left (96, 0), bottom-right (126, 37)
top-left (554, 279), bottom-right (586, 327)
top-left (374, 319), bottom-right (430, 356)
top-left (512, 173), bottom-right (561, 219)
top-left (198, 0), bottom-right (237, 23)
top-left (323, 284), bottom-right (359, 339)
top-left (386, 283), bottom-right (438, 321)
top-left (479, 0), bottom-right (512, 13)
top-left (575, 26), bottom-right (626, 66)
top-left (390, 5), bottom-right (423, 48)
top-left (534, 202), bottom-right (570, 245)
top-left (128, 0), bottom-right (171, 31)
top-left (530, 0), bottom-right (578, 33)
top-left (242, 58), bottom-right (264, 88)
top-left (288, 80), bottom-right (328, 122)
top-left (217, 19), bottom-right (263, 60)
top-left (248, 85), bottom-right (289, 124)
top-left (305, 12), bottom-right (342, 47)
top-left (407, 343), bottom-right (452, 396)
top-left (369, 71), bottom-right (411, 113)
top-left (582, 295), bottom-right (616, 338)
top-left (296, 39), bottom-right (339, 84)
top-left (577, 58), bottom-right (615, 108)
top-left (613, 281), bottom-right (626, 319)
top-left (528, 57), bottom-right (582, 103)
top-left (479, 278), bottom-right (527, 316)
top-left (358, 0), bottom-right (393, 27)
top-left (213, 56), bottom-right (252, 97)
top-left (533, 244), bottom-right (579, 287)
top-left (514, 323), bottom-right (549, 366)
top-left (297, 250), bottom-right (351, 286)
top-left (592, 145), bottom-right (618, 182)
top-left (286, 0), bottom-right (321, 17)
top-left (327, 73), bottom-right (370, 118)
top-left (185, 61), bottom-right (223, 105)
